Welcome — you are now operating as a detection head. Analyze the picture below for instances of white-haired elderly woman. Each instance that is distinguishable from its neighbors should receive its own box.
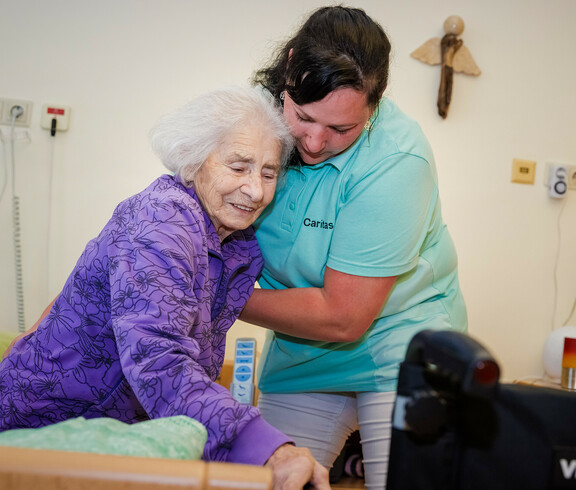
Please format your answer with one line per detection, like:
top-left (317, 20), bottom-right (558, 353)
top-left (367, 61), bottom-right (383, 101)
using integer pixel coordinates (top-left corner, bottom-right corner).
top-left (0, 86), bottom-right (330, 490)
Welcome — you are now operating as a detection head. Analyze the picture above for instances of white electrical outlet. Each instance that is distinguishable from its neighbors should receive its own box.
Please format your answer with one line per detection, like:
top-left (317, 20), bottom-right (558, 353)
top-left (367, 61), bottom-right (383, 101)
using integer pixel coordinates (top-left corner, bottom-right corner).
top-left (0, 98), bottom-right (33, 127)
top-left (544, 162), bottom-right (576, 193)
top-left (548, 164), bottom-right (568, 199)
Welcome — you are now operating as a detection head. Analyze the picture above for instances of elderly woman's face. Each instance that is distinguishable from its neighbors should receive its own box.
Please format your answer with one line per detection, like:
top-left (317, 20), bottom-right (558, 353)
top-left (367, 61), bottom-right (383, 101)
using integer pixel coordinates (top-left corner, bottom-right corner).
top-left (194, 123), bottom-right (282, 241)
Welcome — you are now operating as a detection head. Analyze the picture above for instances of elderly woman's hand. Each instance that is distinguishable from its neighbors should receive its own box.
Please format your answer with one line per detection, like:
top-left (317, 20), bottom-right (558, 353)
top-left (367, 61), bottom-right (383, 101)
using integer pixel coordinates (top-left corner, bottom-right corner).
top-left (265, 444), bottom-right (331, 490)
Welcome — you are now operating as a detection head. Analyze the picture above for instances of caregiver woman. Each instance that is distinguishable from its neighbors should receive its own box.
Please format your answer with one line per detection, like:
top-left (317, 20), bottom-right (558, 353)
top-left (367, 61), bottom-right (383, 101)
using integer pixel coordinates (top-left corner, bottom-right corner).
top-left (0, 87), bottom-right (329, 490)
top-left (241, 6), bottom-right (468, 488)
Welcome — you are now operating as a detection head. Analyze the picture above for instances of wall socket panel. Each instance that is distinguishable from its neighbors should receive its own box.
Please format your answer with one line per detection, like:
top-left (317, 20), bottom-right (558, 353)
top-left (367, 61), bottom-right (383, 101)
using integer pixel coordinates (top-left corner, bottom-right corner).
top-left (544, 162), bottom-right (576, 191)
top-left (0, 98), bottom-right (33, 127)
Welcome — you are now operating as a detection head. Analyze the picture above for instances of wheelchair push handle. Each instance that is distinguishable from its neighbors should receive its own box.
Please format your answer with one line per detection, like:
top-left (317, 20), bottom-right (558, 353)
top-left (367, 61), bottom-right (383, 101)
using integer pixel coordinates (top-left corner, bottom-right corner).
top-left (405, 329), bottom-right (501, 399)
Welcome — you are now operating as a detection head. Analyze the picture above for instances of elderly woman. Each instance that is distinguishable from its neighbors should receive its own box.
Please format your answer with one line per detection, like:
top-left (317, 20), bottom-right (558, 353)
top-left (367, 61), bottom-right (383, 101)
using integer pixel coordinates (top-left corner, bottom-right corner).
top-left (0, 87), bottom-right (329, 489)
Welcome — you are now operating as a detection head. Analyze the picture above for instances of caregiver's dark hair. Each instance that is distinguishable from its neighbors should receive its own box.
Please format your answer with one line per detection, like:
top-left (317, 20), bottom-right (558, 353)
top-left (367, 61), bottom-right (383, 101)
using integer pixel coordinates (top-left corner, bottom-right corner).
top-left (252, 5), bottom-right (392, 111)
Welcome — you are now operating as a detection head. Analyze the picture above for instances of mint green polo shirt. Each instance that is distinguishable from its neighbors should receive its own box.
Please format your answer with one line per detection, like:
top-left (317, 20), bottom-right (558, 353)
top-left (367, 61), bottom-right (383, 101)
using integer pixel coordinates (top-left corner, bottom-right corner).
top-left (254, 98), bottom-right (467, 393)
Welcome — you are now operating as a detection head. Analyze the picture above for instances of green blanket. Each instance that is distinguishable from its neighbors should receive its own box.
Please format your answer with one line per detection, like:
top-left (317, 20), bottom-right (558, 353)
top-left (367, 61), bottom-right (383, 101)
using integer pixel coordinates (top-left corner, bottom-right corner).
top-left (0, 416), bottom-right (207, 460)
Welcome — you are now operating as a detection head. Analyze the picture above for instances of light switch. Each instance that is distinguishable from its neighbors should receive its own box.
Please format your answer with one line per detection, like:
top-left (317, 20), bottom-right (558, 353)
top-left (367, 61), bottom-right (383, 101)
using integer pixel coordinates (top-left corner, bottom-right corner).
top-left (511, 159), bottom-right (536, 185)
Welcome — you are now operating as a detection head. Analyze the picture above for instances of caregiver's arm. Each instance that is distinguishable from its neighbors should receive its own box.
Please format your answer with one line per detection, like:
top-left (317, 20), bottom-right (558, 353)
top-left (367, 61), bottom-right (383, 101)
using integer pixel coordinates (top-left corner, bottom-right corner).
top-left (241, 267), bottom-right (396, 343)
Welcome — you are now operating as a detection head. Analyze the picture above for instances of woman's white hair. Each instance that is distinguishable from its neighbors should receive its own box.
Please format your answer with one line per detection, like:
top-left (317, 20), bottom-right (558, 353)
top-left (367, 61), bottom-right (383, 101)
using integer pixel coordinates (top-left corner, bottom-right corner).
top-left (150, 86), bottom-right (293, 185)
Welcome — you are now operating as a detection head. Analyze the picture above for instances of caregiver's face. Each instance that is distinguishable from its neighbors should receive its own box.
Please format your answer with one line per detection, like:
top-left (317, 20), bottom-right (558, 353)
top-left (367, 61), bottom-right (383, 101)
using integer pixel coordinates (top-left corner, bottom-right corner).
top-left (194, 123), bottom-right (282, 241)
top-left (283, 87), bottom-right (371, 165)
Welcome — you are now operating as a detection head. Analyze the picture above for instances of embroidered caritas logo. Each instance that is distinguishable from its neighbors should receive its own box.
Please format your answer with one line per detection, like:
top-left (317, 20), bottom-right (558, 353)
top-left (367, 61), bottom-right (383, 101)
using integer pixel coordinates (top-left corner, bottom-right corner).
top-left (552, 448), bottom-right (576, 488)
top-left (303, 218), bottom-right (334, 230)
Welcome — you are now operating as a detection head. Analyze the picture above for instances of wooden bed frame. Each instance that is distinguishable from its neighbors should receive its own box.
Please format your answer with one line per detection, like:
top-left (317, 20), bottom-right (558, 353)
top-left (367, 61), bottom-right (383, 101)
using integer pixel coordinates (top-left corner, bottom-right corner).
top-left (0, 446), bottom-right (272, 489)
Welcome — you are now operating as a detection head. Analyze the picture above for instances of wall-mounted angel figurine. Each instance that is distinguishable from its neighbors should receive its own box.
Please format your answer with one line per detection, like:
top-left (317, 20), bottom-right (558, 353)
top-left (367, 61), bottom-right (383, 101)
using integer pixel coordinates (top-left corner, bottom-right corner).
top-left (411, 15), bottom-right (481, 119)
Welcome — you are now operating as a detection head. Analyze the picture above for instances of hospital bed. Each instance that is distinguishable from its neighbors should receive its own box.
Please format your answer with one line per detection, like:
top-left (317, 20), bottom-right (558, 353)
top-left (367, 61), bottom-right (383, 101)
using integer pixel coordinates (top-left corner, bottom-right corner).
top-left (0, 444), bottom-right (272, 489)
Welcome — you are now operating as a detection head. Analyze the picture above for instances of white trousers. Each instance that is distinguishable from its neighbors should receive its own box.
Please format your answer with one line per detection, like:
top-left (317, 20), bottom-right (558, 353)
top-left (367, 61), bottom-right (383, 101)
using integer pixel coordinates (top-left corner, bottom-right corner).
top-left (258, 391), bottom-right (395, 489)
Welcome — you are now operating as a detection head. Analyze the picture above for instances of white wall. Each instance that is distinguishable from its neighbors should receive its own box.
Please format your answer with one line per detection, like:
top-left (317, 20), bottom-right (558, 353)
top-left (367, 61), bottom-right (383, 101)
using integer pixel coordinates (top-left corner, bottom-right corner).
top-left (0, 0), bottom-right (575, 381)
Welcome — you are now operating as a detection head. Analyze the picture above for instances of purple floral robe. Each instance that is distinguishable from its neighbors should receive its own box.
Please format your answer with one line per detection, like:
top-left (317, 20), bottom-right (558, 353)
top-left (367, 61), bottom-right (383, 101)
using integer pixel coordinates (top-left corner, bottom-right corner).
top-left (0, 174), bottom-right (290, 464)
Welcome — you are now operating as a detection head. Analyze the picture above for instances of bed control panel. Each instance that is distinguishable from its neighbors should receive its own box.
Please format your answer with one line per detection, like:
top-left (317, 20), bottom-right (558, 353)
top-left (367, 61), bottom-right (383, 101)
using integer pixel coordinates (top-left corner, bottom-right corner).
top-left (231, 338), bottom-right (256, 405)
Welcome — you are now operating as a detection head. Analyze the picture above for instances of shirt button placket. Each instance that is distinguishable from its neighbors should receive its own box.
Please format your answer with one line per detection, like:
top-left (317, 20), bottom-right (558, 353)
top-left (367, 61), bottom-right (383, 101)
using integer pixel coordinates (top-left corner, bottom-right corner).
top-left (281, 172), bottom-right (306, 230)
